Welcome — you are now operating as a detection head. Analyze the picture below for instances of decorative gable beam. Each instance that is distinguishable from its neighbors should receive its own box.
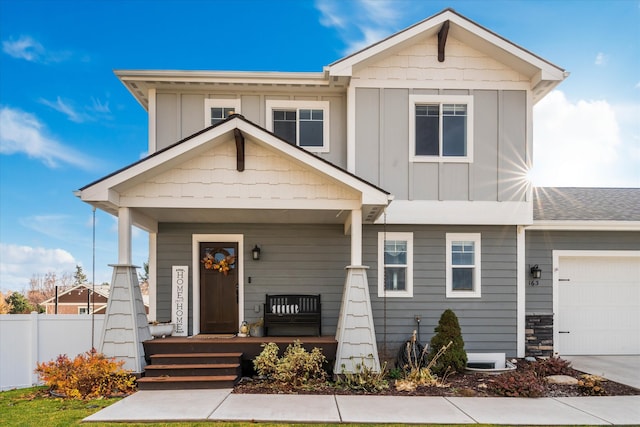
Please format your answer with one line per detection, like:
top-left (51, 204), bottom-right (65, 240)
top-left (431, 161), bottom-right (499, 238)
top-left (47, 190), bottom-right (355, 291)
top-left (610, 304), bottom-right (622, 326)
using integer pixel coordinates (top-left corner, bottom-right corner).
top-left (234, 128), bottom-right (245, 172)
top-left (438, 20), bottom-right (450, 62)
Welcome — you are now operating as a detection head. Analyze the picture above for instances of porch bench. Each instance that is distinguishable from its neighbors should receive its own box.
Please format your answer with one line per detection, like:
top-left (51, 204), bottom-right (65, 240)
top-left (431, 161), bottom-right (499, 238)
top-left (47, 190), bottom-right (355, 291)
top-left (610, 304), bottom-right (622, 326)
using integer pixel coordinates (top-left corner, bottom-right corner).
top-left (264, 294), bottom-right (321, 336)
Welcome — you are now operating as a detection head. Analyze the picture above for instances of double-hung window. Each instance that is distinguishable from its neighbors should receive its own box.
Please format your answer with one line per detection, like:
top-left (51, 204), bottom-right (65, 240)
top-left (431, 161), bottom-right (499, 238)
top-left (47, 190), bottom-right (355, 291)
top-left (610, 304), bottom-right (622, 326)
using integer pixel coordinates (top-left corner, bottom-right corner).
top-left (378, 232), bottom-right (413, 298)
top-left (410, 95), bottom-right (473, 162)
top-left (446, 233), bottom-right (481, 298)
top-left (204, 99), bottom-right (241, 127)
top-left (266, 100), bottom-right (329, 152)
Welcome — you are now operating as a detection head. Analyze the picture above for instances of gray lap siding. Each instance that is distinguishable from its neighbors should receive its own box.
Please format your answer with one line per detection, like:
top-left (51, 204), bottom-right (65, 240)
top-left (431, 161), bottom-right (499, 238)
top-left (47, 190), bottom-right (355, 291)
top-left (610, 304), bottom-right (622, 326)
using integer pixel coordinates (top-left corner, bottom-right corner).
top-left (366, 225), bottom-right (518, 360)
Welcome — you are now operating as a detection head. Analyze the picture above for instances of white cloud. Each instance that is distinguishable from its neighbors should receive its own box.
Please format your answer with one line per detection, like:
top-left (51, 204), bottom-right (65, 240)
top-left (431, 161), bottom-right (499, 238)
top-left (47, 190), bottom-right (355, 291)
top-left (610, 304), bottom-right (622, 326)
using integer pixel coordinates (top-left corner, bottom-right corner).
top-left (530, 90), bottom-right (638, 187)
top-left (315, 0), bottom-right (402, 55)
top-left (595, 52), bottom-right (608, 66)
top-left (0, 243), bottom-right (77, 292)
top-left (0, 106), bottom-right (94, 169)
top-left (39, 97), bottom-right (85, 123)
top-left (2, 35), bottom-right (70, 63)
top-left (40, 96), bottom-right (112, 123)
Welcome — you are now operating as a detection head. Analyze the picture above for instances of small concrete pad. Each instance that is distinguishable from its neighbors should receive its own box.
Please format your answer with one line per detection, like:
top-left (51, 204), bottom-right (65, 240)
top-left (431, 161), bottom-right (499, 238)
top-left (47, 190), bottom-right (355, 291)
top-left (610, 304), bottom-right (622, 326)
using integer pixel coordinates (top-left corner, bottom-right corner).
top-left (336, 395), bottom-right (475, 424)
top-left (565, 355), bottom-right (640, 389)
top-left (211, 393), bottom-right (340, 423)
top-left (558, 396), bottom-right (640, 425)
top-left (84, 389), bottom-right (230, 422)
top-left (447, 397), bottom-right (609, 425)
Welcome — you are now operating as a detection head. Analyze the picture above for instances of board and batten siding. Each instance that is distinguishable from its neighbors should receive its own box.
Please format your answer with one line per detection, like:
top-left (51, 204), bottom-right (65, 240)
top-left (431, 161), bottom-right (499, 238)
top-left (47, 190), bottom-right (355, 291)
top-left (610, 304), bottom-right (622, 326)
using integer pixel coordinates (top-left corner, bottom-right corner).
top-left (156, 223), bottom-right (350, 336)
top-left (354, 88), bottom-right (527, 203)
top-left (364, 225), bottom-right (518, 359)
top-left (525, 230), bottom-right (640, 313)
top-left (154, 91), bottom-right (347, 168)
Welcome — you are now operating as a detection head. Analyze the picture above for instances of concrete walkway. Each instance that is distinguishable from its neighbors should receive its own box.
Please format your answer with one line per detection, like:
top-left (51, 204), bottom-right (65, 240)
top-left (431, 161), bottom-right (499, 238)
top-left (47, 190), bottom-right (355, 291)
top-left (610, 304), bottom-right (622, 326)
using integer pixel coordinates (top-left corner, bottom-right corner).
top-left (565, 355), bottom-right (640, 390)
top-left (85, 389), bottom-right (640, 425)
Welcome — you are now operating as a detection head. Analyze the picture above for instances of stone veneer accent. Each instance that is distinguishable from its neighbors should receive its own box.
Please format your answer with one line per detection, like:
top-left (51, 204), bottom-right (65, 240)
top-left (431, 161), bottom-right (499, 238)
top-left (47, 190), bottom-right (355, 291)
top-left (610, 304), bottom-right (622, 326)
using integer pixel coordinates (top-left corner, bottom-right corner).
top-left (525, 313), bottom-right (554, 357)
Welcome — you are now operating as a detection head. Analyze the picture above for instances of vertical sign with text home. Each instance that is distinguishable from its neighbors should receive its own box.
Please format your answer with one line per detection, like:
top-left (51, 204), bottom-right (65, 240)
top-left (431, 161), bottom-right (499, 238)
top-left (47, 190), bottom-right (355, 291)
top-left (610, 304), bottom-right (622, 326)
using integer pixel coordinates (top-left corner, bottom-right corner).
top-left (171, 266), bottom-right (189, 336)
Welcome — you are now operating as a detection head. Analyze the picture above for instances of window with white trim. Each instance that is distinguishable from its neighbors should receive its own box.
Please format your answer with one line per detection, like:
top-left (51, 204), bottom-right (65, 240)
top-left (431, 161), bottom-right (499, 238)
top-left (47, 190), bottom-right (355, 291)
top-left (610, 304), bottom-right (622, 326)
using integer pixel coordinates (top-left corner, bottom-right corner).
top-left (378, 232), bottom-right (413, 297)
top-left (409, 95), bottom-right (473, 162)
top-left (446, 233), bottom-right (481, 298)
top-left (204, 99), bottom-right (241, 127)
top-left (266, 100), bottom-right (329, 152)
top-left (78, 307), bottom-right (89, 314)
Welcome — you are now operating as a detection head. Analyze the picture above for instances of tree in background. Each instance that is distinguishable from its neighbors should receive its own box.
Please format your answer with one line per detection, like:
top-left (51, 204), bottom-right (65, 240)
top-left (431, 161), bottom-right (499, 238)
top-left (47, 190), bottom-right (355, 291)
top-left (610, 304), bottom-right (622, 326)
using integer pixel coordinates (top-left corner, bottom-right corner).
top-left (5, 291), bottom-right (36, 314)
top-left (73, 265), bottom-right (88, 286)
top-left (0, 292), bottom-right (10, 314)
top-left (138, 261), bottom-right (149, 295)
top-left (27, 270), bottom-right (74, 310)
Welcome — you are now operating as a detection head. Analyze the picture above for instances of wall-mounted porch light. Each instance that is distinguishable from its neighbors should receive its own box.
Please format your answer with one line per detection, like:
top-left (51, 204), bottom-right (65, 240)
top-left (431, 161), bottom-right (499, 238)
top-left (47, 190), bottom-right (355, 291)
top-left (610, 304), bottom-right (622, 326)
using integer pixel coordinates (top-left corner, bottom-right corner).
top-left (252, 245), bottom-right (261, 261)
top-left (529, 264), bottom-right (541, 286)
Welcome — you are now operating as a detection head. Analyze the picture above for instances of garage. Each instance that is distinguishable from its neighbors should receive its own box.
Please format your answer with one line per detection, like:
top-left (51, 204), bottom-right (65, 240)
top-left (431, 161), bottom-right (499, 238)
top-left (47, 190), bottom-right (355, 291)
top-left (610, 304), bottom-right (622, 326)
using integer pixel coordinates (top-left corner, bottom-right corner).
top-left (555, 253), bottom-right (640, 355)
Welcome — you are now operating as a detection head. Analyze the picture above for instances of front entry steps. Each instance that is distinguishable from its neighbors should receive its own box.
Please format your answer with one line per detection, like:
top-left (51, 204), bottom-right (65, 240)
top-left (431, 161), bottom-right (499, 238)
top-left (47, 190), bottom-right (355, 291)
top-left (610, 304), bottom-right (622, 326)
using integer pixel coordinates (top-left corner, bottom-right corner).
top-left (137, 352), bottom-right (242, 390)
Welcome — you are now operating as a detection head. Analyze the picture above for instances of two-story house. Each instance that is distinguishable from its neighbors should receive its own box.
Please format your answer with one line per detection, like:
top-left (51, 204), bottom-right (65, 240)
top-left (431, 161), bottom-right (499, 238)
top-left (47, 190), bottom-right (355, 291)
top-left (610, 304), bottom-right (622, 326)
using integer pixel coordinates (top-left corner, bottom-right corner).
top-left (77, 8), bottom-right (639, 374)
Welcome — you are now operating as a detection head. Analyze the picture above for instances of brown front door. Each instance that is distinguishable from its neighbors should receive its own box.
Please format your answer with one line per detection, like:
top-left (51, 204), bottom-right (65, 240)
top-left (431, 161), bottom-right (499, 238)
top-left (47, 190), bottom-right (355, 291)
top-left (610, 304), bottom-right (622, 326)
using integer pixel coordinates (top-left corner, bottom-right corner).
top-left (199, 242), bottom-right (238, 334)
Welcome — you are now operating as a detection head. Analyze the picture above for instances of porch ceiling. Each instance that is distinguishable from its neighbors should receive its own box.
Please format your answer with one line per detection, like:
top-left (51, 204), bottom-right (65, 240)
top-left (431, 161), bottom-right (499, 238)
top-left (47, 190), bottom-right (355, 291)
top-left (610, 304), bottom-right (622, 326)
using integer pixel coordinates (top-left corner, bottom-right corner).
top-left (132, 207), bottom-right (355, 224)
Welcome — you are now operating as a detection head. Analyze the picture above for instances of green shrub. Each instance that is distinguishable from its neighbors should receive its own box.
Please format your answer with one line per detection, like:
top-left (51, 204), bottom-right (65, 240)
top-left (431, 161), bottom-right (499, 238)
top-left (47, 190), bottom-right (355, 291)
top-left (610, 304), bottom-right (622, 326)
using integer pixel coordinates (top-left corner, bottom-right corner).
top-left (427, 309), bottom-right (467, 375)
top-left (337, 357), bottom-right (389, 393)
top-left (35, 350), bottom-right (136, 400)
top-left (253, 340), bottom-right (327, 387)
top-left (489, 370), bottom-right (546, 397)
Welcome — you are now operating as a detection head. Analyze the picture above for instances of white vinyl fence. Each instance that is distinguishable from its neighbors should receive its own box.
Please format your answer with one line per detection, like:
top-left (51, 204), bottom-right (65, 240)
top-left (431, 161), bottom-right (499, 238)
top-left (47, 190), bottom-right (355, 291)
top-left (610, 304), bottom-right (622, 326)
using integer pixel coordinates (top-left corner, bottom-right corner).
top-left (0, 313), bottom-right (104, 391)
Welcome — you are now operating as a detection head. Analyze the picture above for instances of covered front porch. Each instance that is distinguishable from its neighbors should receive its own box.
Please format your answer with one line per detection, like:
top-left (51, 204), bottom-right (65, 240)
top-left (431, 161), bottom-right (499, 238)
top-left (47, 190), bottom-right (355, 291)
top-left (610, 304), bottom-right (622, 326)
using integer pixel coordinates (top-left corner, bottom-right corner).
top-left (77, 115), bottom-right (391, 376)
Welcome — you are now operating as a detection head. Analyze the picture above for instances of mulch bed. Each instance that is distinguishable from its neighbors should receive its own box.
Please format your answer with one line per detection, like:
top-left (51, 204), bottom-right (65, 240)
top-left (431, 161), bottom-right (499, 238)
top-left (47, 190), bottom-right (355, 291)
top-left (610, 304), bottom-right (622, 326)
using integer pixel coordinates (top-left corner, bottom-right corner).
top-left (234, 362), bottom-right (640, 398)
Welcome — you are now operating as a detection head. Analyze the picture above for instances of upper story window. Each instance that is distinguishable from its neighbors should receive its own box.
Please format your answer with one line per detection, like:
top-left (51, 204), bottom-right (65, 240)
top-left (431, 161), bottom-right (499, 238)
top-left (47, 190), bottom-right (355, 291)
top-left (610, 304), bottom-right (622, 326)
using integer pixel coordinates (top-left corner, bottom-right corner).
top-left (409, 95), bottom-right (473, 163)
top-left (446, 233), bottom-right (481, 298)
top-left (204, 99), bottom-right (241, 127)
top-left (266, 100), bottom-right (329, 153)
top-left (378, 232), bottom-right (413, 298)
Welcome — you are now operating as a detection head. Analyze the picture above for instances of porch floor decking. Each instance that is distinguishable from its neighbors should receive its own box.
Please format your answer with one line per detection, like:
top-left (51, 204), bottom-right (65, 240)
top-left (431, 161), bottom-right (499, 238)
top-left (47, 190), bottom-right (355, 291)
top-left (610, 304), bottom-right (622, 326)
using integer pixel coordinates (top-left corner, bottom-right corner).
top-left (144, 335), bottom-right (337, 361)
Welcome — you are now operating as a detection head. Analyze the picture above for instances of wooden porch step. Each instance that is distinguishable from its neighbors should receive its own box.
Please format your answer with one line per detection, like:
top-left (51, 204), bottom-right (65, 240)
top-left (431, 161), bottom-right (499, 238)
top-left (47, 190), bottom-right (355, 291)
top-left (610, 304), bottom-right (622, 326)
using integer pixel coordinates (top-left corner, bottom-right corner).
top-left (149, 352), bottom-right (243, 365)
top-left (137, 375), bottom-right (238, 390)
top-left (144, 363), bottom-right (240, 377)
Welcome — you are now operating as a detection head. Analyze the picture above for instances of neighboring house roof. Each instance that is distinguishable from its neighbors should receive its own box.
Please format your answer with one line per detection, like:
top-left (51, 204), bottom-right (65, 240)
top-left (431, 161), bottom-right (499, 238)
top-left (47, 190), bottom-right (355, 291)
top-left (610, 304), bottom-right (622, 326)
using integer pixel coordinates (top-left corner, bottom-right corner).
top-left (327, 8), bottom-right (567, 103)
top-left (41, 283), bottom-right (110, 305)
top-left (77, 114), bottom-right (392, 228)
top-left (531, 187), bottom-right (640, 230)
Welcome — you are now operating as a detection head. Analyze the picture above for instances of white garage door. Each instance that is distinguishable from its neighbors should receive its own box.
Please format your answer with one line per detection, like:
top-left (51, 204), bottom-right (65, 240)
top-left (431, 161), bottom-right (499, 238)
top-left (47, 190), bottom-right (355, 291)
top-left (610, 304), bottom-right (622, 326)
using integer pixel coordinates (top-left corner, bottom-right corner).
top-left (557, 255), bottom-right (640, 355)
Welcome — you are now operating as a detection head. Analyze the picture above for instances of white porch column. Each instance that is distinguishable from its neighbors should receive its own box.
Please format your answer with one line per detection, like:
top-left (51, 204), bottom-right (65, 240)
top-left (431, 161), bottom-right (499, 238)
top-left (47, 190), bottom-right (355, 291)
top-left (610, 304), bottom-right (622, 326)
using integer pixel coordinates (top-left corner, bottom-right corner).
top-left (335, 209), bottom-right (380, 373)
top-left (98, 206), bottom-right (151, 373)
top-left (350, 209), bottom-right (362, 266)
top-left (118, 207), bottom-right (132, 265)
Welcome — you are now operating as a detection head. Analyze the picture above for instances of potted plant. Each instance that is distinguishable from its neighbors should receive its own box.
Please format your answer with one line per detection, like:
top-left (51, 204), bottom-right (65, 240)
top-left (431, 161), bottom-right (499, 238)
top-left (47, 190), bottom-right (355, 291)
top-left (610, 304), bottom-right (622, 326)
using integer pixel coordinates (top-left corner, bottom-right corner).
top-left (148, 321), bottom-right (174, 338)
top-left (249, 318), bottom-right (264, 337)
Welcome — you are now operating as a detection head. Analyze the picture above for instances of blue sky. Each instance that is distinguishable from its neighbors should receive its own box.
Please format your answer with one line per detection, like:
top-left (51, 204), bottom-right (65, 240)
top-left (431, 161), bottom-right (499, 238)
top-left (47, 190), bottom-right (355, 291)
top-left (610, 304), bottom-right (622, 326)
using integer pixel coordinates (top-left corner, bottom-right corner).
top-left (1, 0), bottom-right (638, 293)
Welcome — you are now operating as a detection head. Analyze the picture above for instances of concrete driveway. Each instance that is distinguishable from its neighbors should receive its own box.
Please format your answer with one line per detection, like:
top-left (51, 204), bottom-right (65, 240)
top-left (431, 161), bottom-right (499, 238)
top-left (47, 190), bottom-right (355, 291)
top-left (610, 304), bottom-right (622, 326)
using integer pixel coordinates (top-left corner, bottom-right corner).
top-left (564, 355), bottom-right (640, 389)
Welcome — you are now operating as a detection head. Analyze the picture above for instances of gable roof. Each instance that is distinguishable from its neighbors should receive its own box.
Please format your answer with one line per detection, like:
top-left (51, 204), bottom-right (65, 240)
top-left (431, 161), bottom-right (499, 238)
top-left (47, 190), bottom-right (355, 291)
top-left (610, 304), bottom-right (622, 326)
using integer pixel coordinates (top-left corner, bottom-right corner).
top-left (41, 283), bottom-right (110, 305)
top-left (531, 187), bottom-right (640, 230)
top-left (327, 8), bottom-right (567, 103)
top-left (78, 114), bottom-right (392, 227)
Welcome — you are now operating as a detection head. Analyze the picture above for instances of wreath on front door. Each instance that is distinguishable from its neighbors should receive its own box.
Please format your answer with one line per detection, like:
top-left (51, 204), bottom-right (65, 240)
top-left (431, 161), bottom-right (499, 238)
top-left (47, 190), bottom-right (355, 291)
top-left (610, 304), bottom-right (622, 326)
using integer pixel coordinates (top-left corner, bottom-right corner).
top-left (201, 249), bottom-right (236, 275)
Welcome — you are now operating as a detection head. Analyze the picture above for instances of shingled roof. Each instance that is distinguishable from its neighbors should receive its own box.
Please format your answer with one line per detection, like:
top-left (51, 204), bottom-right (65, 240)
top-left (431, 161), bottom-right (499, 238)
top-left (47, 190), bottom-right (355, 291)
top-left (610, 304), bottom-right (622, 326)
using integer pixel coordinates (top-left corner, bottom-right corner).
top-left (533, 187), bottom-right (640, 221)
